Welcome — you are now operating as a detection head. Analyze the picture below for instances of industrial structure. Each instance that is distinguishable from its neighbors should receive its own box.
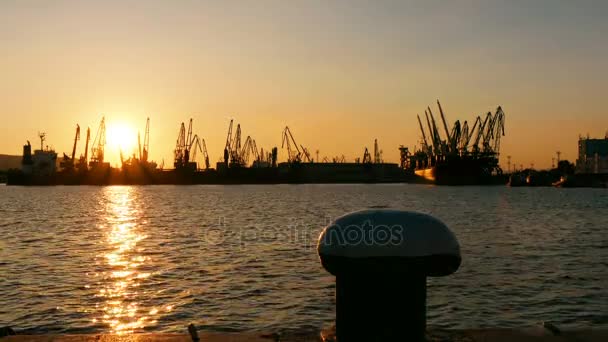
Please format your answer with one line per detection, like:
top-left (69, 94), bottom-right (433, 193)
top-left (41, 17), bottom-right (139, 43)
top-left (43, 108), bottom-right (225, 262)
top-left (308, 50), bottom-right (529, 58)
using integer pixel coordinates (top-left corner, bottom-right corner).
top-left (89, 117), bottom-right (109, 170)
top-left (8, 106), bottom-right (510, 185)
top-left (412, 100), bottom-right (506, 184)
top-left (220, 119), bottom-right (276, 170)
top-left (576, 133), bottom-right (608, 174)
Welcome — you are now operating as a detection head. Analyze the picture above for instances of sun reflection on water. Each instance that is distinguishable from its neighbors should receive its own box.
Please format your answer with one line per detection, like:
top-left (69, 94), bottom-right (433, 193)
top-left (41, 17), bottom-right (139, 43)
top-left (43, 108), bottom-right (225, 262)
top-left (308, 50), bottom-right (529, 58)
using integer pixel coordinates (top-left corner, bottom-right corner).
top-left (94, 187), bottom-right (158, 334)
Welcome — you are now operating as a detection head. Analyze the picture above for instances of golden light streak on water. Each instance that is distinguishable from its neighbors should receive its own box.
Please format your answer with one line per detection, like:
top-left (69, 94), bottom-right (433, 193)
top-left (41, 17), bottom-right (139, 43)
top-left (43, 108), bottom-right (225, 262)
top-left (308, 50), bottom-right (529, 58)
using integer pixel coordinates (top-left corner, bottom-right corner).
top-left (95, 187), bottom-right (155, 334)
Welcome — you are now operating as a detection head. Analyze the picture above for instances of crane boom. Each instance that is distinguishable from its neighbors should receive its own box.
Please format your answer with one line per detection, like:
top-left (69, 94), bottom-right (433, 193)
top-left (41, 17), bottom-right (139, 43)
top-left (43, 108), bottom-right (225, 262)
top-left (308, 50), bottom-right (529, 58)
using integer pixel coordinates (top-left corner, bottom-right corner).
top-left (71, 124), bottom-right (80, 160)
top-left (90, 117), bottom-right (106, 165)
top-left (82, 127), bottom-right (90, 167)
top-left (463, 116), bottom-right (481, 151)
top-left (142, 117), bottom-right (150, 162)
top-left (437, 100), bottom-right (452, 149)
top-left (427, 108), bottom-right (443, 155)
top-left (224, 119), bottom-right (233, 163)
top-left (424, 111), bottom-right (437, 156)
top-left (174, 122), bottom-right (186, 167)
top-left (186, 119), bottom-right (193, 153)
top-left (417, 114), bottom-right (429, 154)
top-left (201, 138), bottom-right (210, 169)
top-left (230, 124), bottom-right (242, 165)
top-left (472, 113), bottom-right (490, 152)
top-left (281, 126), bottom-right (303, 163)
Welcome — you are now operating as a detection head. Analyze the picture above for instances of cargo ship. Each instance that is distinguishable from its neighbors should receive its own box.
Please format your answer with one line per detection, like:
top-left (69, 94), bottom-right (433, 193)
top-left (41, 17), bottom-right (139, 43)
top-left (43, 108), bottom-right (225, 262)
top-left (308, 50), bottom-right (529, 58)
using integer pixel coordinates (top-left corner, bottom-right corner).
top-left (408, 101), bottom-right (507, 185)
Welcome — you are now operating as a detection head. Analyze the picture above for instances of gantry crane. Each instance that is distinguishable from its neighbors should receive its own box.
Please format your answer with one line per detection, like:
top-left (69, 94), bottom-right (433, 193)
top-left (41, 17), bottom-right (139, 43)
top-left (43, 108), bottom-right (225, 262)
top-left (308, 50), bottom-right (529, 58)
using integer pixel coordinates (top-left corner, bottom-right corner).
top-left (201, 138), bottom-right (210, 169)
top-left (362, 147), bottom-right (372, 164)
top-left (142, 118), bottom-right (150, 163)
top-left (89, 117), bottom-right (106, 168)
top-left (174, 121), bottom-right (186, 168)
top-left (281, 126), bottom-right (304, 163)
top-left (61, 124), bottom-right (80, 170)
top-left (229, 124), bottom-right (242, 166)
top-left (223, 119), bottom-right (233, 164)
top-left (415, 101), bottom-right (506, 165)
top-left (373, 139), bottom-right (382, 163)
top-left (79, 127), bottom-right (90, 171)
top-left (137, 117), bottom-right (151, 163)
top-left (175, 119), bottom-right (204, 170)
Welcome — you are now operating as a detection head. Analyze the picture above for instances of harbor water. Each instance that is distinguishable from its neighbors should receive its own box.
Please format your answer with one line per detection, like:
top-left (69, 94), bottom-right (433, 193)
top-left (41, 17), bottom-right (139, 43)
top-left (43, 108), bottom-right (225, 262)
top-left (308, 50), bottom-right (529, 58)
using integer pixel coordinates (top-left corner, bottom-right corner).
top-left (0, 184), bottom-right (607, 334)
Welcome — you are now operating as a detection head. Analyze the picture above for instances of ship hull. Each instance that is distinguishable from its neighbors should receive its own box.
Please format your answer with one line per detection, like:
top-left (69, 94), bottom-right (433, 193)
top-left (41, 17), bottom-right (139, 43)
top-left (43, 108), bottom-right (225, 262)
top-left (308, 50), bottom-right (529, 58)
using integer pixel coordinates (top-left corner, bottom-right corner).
top-left (414, 156), bottom-right (507, 185)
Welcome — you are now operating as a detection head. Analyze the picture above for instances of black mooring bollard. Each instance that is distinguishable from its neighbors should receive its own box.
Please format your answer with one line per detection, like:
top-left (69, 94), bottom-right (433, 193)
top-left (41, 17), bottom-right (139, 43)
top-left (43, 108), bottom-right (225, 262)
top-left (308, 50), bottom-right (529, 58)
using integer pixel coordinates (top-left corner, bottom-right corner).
top-left (318, 209), bottom-right (461, 341)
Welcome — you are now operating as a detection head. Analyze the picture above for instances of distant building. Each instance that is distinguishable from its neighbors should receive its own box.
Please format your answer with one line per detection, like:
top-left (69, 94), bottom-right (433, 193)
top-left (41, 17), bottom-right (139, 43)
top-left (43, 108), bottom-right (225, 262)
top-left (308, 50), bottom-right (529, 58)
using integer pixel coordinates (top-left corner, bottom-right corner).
top-left (576, 134), bottom-right (608, 174)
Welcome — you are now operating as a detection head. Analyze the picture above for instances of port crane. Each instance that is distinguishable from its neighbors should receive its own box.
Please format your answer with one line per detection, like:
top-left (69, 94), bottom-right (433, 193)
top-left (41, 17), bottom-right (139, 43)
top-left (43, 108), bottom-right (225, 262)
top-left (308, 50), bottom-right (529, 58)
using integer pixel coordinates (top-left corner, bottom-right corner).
top-left (282, 126), bottom-right (308, 163)
top-left (230, 124), bottom-right (242, 166)
top-left (417, 114), bottom-right (431, 156)
top-left (174, 119), bottom-right (196, 169)
top-left (300, 146), bottom-right (312, 163)
top-left (89, 117), bottom-right (106, 167)
top-left (140, 117), bottom-right (150, 163)
top-left (61, 124), bottom-right (80, 170)
top-left (240, 136), bottom-right (254, 166)
top-left (415, 101), bottom-right (506, 171)
top-left (175, 119), bottom-right (205, 170)
top-left (459, 117), bottom-right (480, 154)
top-left (174, 121), bottom-right (187, 168)
top-left (373, 139), bottom-right (382, 163)
top-left (79, 127), bottom-right (90, 170)
top-left (189, 135), bottom-right (204, 169)
top-left (239, 136), bottom-right (268, 167)
top-left (362, 147), bottom-right (372, 164)
top-left (250, 139), bottom-right (261, 163)
top-left (223, 119), bottom-right (233, 164)
top-left (437, 100), bottom-right (452, 152)
top-left (201, 138), bottom-right (210, 169)
top-left (471, 113), bottom-right (490, 154)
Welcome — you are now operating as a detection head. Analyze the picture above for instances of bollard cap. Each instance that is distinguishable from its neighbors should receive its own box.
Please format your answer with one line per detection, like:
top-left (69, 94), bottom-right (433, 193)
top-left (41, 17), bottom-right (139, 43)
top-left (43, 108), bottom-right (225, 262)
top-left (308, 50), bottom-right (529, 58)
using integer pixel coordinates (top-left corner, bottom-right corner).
top-left (317, 209), bottom-right (461, 277)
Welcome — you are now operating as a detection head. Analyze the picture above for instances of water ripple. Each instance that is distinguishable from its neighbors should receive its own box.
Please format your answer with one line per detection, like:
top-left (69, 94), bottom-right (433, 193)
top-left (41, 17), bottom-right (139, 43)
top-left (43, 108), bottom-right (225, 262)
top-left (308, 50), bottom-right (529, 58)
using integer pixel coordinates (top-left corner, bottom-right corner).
top-left (1, 184), bottom-right (607, 333)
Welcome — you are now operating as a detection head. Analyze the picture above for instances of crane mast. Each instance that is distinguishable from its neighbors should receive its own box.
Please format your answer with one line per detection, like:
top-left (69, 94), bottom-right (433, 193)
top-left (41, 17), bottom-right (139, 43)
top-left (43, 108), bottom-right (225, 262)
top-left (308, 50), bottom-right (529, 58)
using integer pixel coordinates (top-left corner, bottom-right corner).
top-left (174, 122), bottom-right (186, 168)
top-left (373, 139), bottom-right (381, 163)
top-left (80, 127), bottom-right (90, 170)
top-left (424, 111), bottom-right (437, 156)
top-left (417, 114), bottom-right (430, 155)
top-left (71, 124), bottom-right (80, 161)
top-left (201, 138), bottom-right (210, 169)
top-left (437, 100), bottom-right (452, 150)
top-left (230, 124), bottom-right (242, 166)
top-left (224, 119), bottom-right (233, 163)
top-left (142, 117), bottom-right (150, 162)
top-left (90, 117), bottom-right (106, 167)
top-left (281, 126), bottom-right (302, 163)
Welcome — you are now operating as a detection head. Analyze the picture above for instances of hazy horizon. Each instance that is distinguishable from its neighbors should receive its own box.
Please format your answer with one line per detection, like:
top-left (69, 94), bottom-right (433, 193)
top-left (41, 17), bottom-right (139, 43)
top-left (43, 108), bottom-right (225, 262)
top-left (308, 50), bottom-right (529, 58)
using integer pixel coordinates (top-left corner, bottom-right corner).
top-left (1, 0), bottom-right (607, 168)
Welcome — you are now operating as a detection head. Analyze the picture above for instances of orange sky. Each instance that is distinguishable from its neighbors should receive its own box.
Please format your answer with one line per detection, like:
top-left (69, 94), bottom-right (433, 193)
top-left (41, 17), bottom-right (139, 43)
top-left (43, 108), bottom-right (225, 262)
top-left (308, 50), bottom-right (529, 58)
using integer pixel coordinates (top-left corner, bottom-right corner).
top-left (1, 0), bottom-right (607, 169)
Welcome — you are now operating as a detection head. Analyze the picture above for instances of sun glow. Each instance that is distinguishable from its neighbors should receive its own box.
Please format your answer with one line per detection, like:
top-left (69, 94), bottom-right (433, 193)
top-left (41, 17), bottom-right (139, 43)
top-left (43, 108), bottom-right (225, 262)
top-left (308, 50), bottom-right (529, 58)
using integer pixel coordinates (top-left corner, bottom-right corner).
top-left (106, 123), bottom-right (137, 154)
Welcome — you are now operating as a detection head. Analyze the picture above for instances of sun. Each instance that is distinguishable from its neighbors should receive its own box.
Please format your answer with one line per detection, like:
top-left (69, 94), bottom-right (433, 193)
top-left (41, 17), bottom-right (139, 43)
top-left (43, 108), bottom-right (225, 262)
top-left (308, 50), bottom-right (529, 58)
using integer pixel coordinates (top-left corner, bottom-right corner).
top-left (106, 122), bottom-right (137, 154)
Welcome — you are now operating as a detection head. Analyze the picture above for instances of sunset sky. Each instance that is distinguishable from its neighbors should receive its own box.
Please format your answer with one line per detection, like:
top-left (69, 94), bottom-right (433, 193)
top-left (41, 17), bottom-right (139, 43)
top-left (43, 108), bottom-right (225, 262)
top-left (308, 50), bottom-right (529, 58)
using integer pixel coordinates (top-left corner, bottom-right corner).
top-left (1, 0), bottom-right (607, 169)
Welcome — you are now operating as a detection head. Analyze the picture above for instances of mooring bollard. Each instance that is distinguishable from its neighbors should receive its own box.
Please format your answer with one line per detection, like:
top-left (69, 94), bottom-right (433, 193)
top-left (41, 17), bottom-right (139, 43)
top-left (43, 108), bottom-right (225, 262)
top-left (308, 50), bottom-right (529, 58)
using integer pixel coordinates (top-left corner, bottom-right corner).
top-left (317, 209), bottom-right (461, 341)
